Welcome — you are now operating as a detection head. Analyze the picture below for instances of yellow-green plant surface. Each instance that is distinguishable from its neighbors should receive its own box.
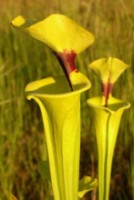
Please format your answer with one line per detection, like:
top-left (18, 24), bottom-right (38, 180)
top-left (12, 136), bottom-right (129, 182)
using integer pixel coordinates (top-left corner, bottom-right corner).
top-left (11, 14), bottom-right (94, 53)
top-left (0, 1), bottom-right (134, 200)
top-left (11, 12), bottom-right (97, 200)
top-left (25, 72), bottom-right (96, 200)
top-left (87, 96), bottom-right (130, 200)
top-left (11, 13), bottom-right (94, 91)
top-left (87, 57), bottom-right (131, 200)
top-left (89, 57), bottom-right (129, 84)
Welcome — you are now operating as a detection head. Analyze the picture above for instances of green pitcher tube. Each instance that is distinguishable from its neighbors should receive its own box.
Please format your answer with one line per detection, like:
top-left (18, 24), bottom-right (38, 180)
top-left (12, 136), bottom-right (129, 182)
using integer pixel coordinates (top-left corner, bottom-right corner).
top-left (87, 96), bottom-right (130, 200)
top-left (25, 73), bottom-right (91, 200)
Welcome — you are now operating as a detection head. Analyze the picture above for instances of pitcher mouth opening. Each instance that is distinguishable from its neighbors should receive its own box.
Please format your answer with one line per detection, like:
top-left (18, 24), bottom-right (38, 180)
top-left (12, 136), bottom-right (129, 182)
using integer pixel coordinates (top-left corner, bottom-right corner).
top-left (25, 75), bottom-right (90, 99)
top-left (87, 96), bottom-right (130, 113)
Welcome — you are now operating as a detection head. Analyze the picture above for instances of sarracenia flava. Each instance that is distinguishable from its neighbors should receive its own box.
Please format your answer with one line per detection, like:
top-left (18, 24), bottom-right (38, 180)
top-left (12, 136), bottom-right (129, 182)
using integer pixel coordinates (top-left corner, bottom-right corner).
top-left (11, 14), bottom-right (94, 90)
top-left (87, 57), bottom-right (130, 200)
top-left (11, 14), bottom-right (97, 200)
top-left (25, 73), bottom-right (97, 200)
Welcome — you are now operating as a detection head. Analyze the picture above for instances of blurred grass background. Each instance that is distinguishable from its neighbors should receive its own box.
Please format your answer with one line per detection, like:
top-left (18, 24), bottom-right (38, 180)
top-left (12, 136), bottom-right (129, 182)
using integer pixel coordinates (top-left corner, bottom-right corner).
top-left (0, 0), bottom-right (134, 199)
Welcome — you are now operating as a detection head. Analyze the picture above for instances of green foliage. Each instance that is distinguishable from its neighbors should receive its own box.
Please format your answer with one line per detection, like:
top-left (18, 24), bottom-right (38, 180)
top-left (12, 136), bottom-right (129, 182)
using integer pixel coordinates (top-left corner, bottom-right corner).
top-left (6, 193), bottom-right (17, 200)
top-left (38, 161), bottom-right (51, 181)
top-left (0, 0), bottom-right (134, 200)
top-left (78, 176), bottom-right (97, 198)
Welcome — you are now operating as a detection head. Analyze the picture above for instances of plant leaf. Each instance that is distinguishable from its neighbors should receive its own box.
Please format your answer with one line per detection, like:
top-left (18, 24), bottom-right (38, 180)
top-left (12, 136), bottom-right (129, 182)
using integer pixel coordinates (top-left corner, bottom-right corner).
top-left (78, 176), bottom-right (97, 198)
top-left (89, 57), bottom-right (129, 83)
top-left (5, 193), bottom-right (17, 200)
top-left (38, 160), bottom-right (51, 180)
top-left (70, 71), bottom-right (91, 86)
top-left (25, 74), bottom-right (91, 200)
top-left (11, 14), bottom-right (94, 53)
top-left (87, 96), bottom-right (130, 200)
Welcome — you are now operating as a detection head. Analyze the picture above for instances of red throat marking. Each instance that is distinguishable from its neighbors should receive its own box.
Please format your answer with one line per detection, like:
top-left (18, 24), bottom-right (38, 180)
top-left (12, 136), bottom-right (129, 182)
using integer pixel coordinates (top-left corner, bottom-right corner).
top-left (102, 82), bottom-right (113, 107)
top-left (58, 50), bottom-right (78, 74)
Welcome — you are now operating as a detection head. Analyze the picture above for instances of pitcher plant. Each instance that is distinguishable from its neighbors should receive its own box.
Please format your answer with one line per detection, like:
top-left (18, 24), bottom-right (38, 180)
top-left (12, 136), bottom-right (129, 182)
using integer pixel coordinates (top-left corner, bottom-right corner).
top-left (11, 14), bottom-right (97, 200)
top-left (87, 57), bottom-right (130, 200)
